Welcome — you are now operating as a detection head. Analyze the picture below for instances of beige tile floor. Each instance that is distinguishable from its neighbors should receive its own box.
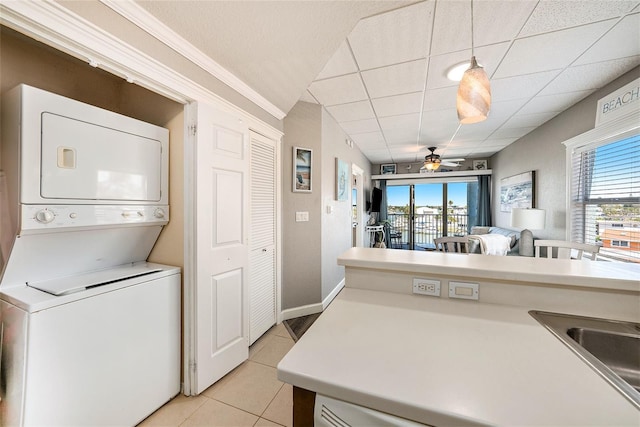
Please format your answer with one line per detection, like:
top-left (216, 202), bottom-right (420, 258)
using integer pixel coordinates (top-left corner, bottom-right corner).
top-left (139, 323), bottom-right (295, 427)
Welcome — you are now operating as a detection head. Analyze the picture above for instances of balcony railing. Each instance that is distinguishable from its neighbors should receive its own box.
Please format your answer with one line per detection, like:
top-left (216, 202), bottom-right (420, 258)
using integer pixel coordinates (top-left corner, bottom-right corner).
top-left (387, 213), bottom-right (469, 249)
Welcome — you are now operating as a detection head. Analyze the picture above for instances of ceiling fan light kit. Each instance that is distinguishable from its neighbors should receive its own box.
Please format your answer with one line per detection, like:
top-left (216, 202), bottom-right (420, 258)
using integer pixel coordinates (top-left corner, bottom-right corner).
top-left (456, 0), bottom-right (492, 125)
top-left (423, 147), bottom-right (442, 172)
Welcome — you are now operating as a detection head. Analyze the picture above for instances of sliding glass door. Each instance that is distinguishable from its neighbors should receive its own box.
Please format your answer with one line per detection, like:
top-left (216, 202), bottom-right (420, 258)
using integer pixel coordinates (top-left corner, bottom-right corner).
top-left (386, 179), bottom-right (477, 250)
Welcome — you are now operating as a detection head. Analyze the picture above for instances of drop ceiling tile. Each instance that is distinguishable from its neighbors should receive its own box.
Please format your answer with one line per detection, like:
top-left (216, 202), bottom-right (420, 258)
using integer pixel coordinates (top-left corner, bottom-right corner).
top-left (441, 140), bottom-right (471, 149)
top-left (539, 56), bottom-right (639, 95)
top-left (379, 113), bottom-right (421, 131)
top-left (484, 98), bottom-right (530, 123)
top-left (348, 1), bottom-right (434, 70)
top-left (427, 42), bottom-right (510, 89)
top-left (361, 60), bottom-right (427, 99)
top-left (372, 92), bottom-right (424, 117)
top-left (390, 146), bottom-right (424, 160)
top-left (455, 123), bottom-right (495, 142)
top-left (478, 139), bottom-right (518, 149)
top-left (326, 100), bottom-right (375, 122)
top-left (308, 73), bottom-right (367, 106)
top-left (519, 1), bottom-right (637, 36)
top-left (299, 90), bottom-right (318, 104)
top-left (490, 126), bottom-right (537, 139)
top-left (491, 69), bottom-right (561, 101)
top-left (316, 40), bottom-right (358, 80)
top-left (355, 140), bottom-right (388, 151)
top-left (340, 118), bottom-right (380, 134)
top-left (420, 109), bottom-right (460, 142)
top-left (473, 1), bottom-right (538, 46)
top-left (423, 86), bottom-right (458, 111)
top-left (574, 13), bottom-right (640, 65)
top-left (502, 111), bottom-right (558, 129)
top-left (494, 19), bottom-right (617, 78)
top-left (470, 148), bottom-right (507, 157)
top-left (384, 127), bottom-right (420, 145)
top-left (350, 131), bottom-right (385, 146)
top-left (430, 0), bottom-right (470, 55)
top-left (518, 90), bottom-right (592, 115)
top-left (366, 148), bottom-right (393, 163)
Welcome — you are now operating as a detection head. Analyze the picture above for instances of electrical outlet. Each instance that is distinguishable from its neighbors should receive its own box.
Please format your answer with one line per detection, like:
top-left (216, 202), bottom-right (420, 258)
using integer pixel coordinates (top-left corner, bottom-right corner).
top-left (412, 278), bottom-right (440, 297)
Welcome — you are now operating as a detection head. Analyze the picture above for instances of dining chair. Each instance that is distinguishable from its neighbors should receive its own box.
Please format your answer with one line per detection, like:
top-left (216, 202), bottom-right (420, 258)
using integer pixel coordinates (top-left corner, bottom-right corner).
top-left (434, 236), bottom-right (470, 253)
top-left (534, 240), bottom-right (600, 260)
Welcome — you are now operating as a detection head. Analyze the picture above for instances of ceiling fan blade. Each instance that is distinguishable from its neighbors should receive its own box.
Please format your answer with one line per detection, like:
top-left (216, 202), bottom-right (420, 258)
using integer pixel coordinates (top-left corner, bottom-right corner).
top-left (440, 158), bottom-right (464, 167)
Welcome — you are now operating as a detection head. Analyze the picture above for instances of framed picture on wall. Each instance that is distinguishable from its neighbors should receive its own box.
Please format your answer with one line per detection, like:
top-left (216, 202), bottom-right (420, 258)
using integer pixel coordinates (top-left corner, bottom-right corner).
top-left (473, 160), bottom-right (488, 170)
top-left (293, 147), bottom-right (312, 192)
top-left (336, 158), bottom-right (349, 201)
top-left (380, 164), bottom-right (396, 175)
top-left (500, 171), bottom-right (536, 212)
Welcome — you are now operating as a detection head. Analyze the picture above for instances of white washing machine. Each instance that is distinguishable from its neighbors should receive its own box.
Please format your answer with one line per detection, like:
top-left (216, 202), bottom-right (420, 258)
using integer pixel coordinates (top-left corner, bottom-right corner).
top-left (0, 263), bottom-right (180, 426)
top-left (0, 85), bottom-right (180, 426)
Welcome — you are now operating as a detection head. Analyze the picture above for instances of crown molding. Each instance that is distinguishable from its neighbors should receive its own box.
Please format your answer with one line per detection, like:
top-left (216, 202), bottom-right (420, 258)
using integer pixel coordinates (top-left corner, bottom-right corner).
top-left (0, 0), bottom-right (284, 138)
top-left (100, 0), bottom-right (286, 120)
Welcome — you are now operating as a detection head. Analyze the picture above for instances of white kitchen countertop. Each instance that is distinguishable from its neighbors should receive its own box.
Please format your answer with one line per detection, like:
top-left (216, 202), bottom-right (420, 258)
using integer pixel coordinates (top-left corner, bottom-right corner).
top-left (338, 247), bottom-right (640, 292)
top-left (277, 287), bottom-right (640, 426)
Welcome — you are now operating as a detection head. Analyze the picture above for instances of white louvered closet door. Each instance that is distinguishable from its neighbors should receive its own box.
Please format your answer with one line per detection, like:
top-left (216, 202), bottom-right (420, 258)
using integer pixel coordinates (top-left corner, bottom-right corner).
top-left (249, 132), bottom-right (277, 344)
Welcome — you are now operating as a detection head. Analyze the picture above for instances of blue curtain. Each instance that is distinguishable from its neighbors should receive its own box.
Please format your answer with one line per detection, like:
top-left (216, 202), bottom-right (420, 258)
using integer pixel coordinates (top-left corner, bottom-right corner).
top-left (477, 175), bottom-right (492, 226)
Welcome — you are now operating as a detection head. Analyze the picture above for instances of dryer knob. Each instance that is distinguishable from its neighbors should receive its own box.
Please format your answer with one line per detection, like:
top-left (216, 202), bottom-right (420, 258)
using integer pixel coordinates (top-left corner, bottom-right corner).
top-left (154, 208), bottom-right (166, 219)
top-left (35, 209), bottom-right (55, 224)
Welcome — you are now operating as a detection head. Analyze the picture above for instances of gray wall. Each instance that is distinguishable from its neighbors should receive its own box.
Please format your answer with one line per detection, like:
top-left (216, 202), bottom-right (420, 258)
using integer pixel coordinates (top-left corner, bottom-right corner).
top-left (282, 102), bottom-right (372, 310)
top-left (282, 102), bottom-right (323, 309)
top-left (490, 66), bottom-right (640, 239)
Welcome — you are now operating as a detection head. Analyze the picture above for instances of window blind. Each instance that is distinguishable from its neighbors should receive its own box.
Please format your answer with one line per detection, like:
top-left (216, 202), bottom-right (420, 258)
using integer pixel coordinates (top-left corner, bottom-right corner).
top-left (570, 134), bottom-right (640, 262)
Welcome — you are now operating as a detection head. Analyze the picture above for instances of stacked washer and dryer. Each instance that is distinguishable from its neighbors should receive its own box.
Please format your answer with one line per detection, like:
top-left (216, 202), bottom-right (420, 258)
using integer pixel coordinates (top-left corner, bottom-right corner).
top-left (0, 85), bottom-right (181, 426)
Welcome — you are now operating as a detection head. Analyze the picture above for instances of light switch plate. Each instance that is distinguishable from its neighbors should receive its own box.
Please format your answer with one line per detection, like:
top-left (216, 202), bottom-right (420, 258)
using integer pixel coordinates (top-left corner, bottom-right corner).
top-left (295, 211), bottom-right (309, 222)
top-left (449, 281), bottom-right (479, 300)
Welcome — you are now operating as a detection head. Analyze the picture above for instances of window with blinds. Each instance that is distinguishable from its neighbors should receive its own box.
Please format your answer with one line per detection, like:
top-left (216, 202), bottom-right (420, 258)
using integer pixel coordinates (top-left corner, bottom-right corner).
top-left (569, 134), bottom-right (640, 263)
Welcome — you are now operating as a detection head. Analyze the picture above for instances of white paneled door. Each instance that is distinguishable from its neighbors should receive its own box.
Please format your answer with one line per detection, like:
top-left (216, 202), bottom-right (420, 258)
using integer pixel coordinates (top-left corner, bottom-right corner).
top-left (189, 102), bottom-right (250, 394)
top-left (249, 132), bottom-right (277, 344)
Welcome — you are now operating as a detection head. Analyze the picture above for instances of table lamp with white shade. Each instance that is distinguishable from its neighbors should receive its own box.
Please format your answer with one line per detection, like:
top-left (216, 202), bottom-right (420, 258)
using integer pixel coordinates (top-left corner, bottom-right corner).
top-left (511, 208), bottom-right (546, 257)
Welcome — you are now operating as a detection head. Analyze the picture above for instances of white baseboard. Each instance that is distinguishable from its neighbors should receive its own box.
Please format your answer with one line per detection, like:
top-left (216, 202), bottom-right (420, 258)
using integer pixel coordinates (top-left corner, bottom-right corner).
top-left (323, 278), bottom-right (344, 309)
top-left (280, 278), bottom-right (345, 321)
top-left (280, 303), bottom-right (323, 321)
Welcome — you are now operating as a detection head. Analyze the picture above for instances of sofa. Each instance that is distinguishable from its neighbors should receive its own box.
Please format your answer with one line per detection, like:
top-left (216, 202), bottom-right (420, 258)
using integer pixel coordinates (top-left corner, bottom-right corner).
top-left (468, 226), bottom-right (521, 256)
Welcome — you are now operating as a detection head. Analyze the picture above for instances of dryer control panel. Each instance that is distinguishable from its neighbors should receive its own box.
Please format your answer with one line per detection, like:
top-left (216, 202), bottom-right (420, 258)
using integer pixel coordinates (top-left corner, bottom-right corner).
top-left (20, 204), bottom-right (169, 233)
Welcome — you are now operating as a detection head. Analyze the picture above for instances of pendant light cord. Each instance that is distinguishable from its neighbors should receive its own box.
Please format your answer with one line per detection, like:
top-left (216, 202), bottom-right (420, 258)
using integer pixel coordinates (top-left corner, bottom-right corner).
top-left (470, 0), bottom-right (474, 57)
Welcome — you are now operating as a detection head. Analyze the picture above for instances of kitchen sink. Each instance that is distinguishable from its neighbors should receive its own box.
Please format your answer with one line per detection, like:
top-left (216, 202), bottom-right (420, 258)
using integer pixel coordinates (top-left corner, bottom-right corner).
top-left (529, 310), bottom-right (640, 409)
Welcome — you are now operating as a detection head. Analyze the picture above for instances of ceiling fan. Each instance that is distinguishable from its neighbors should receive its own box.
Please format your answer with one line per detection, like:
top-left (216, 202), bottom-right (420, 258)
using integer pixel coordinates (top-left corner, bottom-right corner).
top-left (421, 147), bottom-right (464, 172)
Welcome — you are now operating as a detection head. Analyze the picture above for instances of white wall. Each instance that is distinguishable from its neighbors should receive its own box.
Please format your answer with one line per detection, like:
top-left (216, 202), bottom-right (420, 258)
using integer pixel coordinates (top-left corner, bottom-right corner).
top-left (490, 66), bottom-right (640, 239)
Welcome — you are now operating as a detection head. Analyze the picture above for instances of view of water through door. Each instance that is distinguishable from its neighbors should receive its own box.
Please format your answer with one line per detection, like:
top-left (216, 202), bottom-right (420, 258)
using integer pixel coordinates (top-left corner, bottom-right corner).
top-left (386, 181), bottom-right (475, 250)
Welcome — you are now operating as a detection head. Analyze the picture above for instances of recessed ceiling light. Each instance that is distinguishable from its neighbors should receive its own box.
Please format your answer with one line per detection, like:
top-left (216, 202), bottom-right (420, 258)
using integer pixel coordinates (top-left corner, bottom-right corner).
top-left (446, 62), bottom-right (472, 81)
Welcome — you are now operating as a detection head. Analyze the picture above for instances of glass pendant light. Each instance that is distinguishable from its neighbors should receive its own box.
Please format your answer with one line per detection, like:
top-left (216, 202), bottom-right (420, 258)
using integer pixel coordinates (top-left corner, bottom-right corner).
top-left (457, 0), bottom-right (491, 124)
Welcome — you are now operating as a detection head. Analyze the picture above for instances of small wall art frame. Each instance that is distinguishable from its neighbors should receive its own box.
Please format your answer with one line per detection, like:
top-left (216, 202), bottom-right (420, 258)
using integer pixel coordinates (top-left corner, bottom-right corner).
top-left (500, 170), bottom-right (536, 212)
top-left (336, 158), bottom-right (349, 201)
top-left (293, 147), bottom-right (312, 192)
top-left (380, 164), bottom-right (396, 175)
top-left (473, 160), bottom-right (488, 170)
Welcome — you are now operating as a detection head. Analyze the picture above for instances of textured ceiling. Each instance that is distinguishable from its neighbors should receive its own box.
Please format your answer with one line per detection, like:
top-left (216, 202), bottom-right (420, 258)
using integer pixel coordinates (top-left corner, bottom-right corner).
top-left (133, 0), bottom-right (640, 165)
top-left (134, 0), bottom-right (412, 115)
